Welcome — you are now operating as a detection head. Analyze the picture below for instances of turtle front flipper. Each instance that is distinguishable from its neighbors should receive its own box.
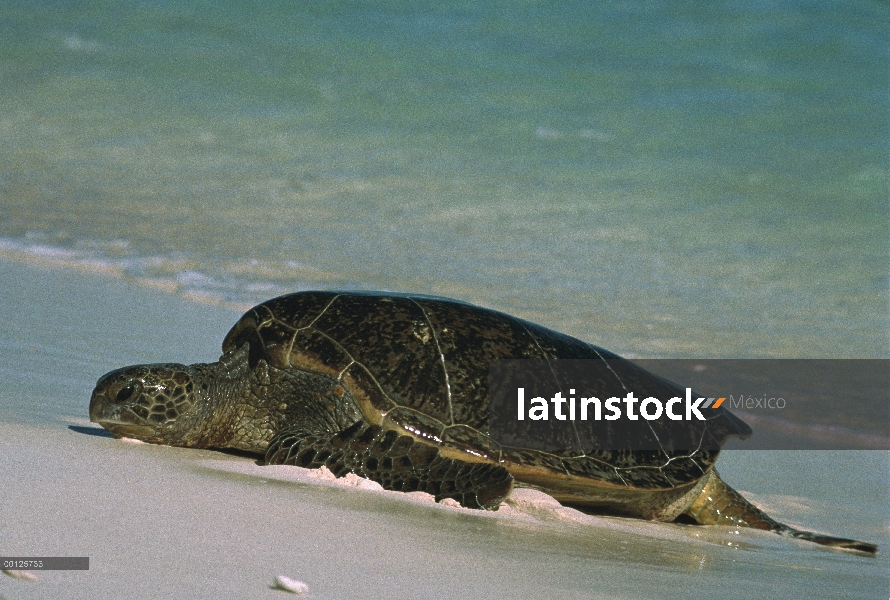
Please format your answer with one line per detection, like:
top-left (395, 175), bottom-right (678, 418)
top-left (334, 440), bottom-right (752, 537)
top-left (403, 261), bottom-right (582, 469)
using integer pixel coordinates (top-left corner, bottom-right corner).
top-left (265, 421), bottom-right (514, 510)
top-left (684, 469), bottom-right (878, 555)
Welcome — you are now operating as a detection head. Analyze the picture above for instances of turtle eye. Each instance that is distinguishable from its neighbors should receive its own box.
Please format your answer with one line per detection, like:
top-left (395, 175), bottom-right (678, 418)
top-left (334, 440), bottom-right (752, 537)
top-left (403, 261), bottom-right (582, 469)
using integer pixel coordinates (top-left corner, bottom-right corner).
top-left (115, 384), bottom-right (137, 404)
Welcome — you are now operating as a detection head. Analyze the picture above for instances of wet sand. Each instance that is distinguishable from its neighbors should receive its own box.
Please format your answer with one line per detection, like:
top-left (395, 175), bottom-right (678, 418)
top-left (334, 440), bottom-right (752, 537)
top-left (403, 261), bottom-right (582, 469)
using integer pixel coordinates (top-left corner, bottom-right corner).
top-left (0, 259), bottom-right (887, 599)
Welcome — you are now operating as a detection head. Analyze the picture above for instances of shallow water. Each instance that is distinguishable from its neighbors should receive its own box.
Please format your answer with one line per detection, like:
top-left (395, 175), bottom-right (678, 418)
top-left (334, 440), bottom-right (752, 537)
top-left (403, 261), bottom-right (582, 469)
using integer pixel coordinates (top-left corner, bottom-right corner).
top-left (1, 0), bottom-right (887, 358)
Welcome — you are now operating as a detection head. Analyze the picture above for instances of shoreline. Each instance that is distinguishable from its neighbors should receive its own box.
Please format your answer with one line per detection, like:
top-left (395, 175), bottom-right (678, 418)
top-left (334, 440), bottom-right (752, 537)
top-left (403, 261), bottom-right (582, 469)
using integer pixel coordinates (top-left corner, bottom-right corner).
top-left (0, 236), bottom-right (258, 313)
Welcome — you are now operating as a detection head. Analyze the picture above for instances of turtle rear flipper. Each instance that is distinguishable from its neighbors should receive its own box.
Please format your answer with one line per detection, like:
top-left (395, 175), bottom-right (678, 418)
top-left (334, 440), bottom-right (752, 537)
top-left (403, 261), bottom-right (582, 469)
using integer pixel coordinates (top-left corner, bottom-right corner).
top-left (265, 421), bottom-right (514, 510)
top-left (684, 470), bottom-right (878, 556)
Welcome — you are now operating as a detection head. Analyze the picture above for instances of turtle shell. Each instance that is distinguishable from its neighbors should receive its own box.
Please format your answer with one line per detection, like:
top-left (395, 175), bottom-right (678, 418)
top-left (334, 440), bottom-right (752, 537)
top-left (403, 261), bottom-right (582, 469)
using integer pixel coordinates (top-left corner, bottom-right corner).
top-left (222, 291), bottom-right (750, 493)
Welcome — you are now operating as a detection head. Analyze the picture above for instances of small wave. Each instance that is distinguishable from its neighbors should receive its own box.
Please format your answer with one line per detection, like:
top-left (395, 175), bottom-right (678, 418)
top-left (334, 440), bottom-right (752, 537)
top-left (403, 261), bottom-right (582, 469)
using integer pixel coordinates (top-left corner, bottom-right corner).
top-left (535, 126), bottom-right (613, 141)
top-left (0, 238), bottom-right (125, 276)
top-left (176, 270), bottom-right (217, 287)
top-left (0, 235), bottom-right (332, 313)
top-left (51, 32), bottom-right (105, 53)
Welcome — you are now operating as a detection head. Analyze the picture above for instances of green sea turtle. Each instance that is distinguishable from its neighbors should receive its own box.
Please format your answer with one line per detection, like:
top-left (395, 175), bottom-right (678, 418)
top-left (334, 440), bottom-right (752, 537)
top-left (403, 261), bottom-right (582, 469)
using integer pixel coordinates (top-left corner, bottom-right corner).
top-left (89, 291), bottom-right (877, 554)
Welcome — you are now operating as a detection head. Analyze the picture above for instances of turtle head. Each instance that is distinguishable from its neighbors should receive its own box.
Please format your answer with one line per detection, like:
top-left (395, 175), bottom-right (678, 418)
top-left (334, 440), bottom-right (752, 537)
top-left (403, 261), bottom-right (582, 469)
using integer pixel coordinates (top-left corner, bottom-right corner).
top-left (90, 363), bottom-right (203, 444)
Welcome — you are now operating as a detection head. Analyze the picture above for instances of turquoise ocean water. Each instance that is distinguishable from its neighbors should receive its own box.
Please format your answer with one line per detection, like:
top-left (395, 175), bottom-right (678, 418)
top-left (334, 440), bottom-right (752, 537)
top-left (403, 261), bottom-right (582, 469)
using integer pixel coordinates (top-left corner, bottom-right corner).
top-left (1, 0), bottom-right (886, 359)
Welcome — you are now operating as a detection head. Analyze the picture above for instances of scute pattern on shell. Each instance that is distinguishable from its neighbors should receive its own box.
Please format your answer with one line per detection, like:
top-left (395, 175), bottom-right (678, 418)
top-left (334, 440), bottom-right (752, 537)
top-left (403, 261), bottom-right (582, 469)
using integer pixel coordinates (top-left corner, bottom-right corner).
top-left (222, 291), bottom-right (750, 491)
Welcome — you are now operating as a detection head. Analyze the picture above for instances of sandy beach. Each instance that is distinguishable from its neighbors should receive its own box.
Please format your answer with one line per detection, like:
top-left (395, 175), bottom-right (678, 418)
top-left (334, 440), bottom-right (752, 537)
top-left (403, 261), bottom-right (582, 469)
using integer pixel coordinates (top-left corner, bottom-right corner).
top-left (1, 259), bottom-right (887, 599)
